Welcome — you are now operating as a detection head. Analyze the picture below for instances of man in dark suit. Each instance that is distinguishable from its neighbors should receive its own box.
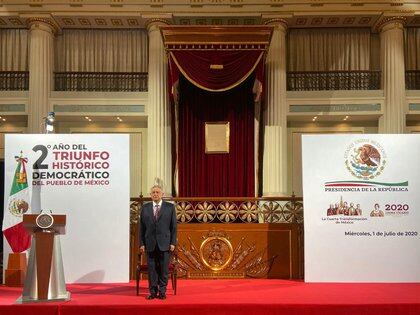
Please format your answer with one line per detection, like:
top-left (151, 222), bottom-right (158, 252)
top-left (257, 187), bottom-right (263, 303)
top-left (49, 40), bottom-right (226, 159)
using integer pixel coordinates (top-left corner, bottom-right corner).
top-left (140, 184), bottom-right (177, 300)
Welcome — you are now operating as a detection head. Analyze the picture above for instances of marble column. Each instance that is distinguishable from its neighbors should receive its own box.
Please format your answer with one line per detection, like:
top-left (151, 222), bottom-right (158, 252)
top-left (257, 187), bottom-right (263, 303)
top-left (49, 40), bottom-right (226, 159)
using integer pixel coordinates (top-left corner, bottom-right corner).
top-left (378, 18), bottom-right (406, 134)
top-left (262, 19), bottom-right (288, 196)
top-left (146, 19), bottom-right (172, 195)
top-left (27, 19), bottom-right (55, 133)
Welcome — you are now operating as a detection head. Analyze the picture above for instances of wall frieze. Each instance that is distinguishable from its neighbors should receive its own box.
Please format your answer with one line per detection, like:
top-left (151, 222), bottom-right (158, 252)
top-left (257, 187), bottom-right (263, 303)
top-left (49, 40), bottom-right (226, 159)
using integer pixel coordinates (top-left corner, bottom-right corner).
top-left (0, 2), bottom-right (419, 29)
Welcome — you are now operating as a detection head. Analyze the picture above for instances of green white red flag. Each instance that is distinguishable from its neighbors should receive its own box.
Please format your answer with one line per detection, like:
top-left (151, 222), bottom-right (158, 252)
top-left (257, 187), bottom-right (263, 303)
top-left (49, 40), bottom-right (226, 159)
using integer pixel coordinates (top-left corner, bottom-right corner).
top-left (2, 152), bottom-right (31, 252)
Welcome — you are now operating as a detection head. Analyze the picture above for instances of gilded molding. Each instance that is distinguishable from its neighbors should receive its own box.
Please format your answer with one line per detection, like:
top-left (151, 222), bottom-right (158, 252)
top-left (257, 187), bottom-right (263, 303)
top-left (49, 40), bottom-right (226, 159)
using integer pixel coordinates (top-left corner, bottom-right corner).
top-left (145, 18), bottom-right (171, 31)
top-left (263, 18), bottom-right (288, 30)
top-left (166, 43), bottom-right (268, 50)
top-left (376, 16), bottom-right (407, 33)
top-left (26, 17), bottom-right (59, 34)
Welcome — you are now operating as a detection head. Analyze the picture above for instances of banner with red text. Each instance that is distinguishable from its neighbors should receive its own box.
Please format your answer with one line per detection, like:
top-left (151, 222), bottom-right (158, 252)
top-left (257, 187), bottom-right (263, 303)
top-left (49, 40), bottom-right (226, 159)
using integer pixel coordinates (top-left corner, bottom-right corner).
top-left (3, 134), bottom-right (129, 283)
top-left (302, 134), bottom-right (420, 282)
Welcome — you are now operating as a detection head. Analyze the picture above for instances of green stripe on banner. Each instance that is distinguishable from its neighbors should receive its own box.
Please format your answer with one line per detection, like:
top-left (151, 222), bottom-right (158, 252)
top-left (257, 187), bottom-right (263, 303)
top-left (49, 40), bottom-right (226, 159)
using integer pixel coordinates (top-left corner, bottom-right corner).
top-left (325, 180), bottom-right (408, 186)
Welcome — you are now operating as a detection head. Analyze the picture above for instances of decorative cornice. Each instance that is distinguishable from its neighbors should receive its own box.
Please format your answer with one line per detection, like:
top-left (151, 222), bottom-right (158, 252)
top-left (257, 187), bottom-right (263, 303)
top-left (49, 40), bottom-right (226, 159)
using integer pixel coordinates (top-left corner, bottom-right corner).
top-left (145, 18), bottom-right (171, 31)
top-left (166, 44), bottom-right (268, 51)
top-left (375, 16), bottom-right (407, 33)
top-left (161, 26), bottom-right (273, 51)
top-left (26, 17), bottom-right (59, 34)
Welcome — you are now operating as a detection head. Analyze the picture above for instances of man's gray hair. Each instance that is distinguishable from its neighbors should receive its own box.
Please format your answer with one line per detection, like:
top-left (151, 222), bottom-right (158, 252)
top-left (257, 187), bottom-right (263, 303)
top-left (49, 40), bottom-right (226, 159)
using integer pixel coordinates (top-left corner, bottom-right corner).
top-left (151, 177), bottom-right (164, 191)
top-left (150, 184), bottom-right (163, 191)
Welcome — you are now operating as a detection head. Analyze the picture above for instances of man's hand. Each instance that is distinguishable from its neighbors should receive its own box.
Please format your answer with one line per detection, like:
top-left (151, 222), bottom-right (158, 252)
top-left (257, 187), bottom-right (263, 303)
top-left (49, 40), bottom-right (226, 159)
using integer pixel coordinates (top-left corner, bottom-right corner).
top-left (140, 246), bottom-right (145, 253)
top-left (170, 245), bottom-right (175, 252)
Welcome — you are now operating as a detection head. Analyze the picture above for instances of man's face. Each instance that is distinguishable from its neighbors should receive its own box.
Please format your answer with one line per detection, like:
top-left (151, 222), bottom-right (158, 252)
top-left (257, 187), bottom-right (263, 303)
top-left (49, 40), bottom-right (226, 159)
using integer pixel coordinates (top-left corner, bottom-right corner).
top-left (150, 187), bottom-right (163, 202)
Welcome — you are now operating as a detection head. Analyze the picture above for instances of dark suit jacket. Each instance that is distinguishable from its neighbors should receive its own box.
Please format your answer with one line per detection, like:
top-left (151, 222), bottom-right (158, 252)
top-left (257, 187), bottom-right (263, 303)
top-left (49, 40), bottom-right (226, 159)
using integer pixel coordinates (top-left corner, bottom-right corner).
top-left (139, 201), bottom-right (177, 252)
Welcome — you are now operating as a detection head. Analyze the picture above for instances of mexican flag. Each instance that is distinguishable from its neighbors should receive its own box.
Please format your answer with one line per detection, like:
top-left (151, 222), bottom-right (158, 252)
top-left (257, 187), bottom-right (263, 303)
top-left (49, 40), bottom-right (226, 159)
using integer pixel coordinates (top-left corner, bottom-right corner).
top-left (2, 152), bottom-right (31, 253)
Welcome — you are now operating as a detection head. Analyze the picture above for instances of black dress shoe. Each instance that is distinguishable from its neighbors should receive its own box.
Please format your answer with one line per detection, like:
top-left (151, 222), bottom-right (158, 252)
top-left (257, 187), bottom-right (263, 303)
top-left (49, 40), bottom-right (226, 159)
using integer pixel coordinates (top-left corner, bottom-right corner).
top-left (158, 293), bottom-right (166, 300)
top-left (146, 294), bottom-right (157, 300)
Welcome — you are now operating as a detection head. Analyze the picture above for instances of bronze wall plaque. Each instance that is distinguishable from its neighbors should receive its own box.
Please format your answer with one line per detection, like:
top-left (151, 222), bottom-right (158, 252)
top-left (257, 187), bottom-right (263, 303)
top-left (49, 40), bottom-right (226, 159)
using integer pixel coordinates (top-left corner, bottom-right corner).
top-left (205, 122), bottom-right (230, 154)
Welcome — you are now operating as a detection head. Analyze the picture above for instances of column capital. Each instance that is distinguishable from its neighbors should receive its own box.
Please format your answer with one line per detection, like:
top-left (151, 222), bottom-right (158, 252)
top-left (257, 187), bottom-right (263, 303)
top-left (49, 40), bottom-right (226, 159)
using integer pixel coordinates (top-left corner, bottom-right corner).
top-left (145, 18), bottom-right (171, 33)
top-left (263, 18), bottom-right (288, 33)
top-left (26, 17), bottom-right (58, 35)
top-left (376, 16), bottom-right (406, 33)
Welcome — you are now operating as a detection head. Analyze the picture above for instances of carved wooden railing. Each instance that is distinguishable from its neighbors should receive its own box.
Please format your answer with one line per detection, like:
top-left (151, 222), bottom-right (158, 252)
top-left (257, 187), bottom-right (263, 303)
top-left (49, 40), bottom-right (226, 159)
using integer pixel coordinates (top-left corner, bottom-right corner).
top-left (129, 196), bottom-right (304, 279)
top-left (0, 71), bottom-right (29, 91)
top-left (130, 196), bottom-right (303, 225)
top-left (287, 70), bottom-right (381, 91)
top-left (54, 72), bottom-right (148, 92)
top-left (406, 70), bottom-right (420, 90)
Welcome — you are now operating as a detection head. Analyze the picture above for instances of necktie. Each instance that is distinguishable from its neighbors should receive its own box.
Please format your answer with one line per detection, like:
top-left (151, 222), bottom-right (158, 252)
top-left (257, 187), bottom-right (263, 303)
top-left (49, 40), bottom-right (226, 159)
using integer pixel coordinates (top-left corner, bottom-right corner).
top-left (154, 204), bottom-right (160, 221)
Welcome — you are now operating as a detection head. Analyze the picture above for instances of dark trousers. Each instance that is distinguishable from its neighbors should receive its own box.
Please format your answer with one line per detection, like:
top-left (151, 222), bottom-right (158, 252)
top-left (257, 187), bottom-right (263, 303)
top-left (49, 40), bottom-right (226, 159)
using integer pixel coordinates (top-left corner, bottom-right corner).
top-left (147, 247), bottom-right (170, 295)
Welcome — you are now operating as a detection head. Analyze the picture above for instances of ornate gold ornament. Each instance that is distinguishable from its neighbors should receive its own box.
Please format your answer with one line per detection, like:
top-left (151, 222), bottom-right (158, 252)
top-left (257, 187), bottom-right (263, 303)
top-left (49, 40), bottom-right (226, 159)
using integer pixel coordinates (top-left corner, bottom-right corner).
top-left (216, 201), bottom-right (239, 223)
top-left (238, 201), bottom-right (258, 223)
top-left (261, 201), bottom-right (283, 222)
top-left (195, 201), bottom-right (216, 222)
top-left (176, 230), bottom-right (276, 278)
top-left (283, 201), bottom-right (304, 223)
top-left (26, 17), bottom-right (59, 34)
top-left (375, 16), bottom-right (407, 32)
top-left (200, 236), bottom-right (233, 271)
top-left (145, 18), bottom-right (171, 31)
top-left (173, 199), bottom-right (303, 223)
top-left (176, 201), bottom-right (194, 223)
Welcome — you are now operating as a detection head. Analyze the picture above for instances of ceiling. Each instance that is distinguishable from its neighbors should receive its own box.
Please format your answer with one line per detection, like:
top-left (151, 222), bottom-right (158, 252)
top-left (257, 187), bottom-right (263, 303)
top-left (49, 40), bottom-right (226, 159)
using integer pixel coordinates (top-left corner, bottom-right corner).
top-left (0, 1), bottom-right (420, 31)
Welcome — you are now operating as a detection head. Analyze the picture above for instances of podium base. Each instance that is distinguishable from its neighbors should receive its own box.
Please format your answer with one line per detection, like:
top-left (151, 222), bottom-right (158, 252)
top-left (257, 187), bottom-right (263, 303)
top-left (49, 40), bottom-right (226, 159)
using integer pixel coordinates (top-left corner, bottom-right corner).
top-left (5, 253), bottom-right (27, 287)
top-left (5, 269), bottom-right (26, 287)
top-left (16, 291), bottom-right (71, 304)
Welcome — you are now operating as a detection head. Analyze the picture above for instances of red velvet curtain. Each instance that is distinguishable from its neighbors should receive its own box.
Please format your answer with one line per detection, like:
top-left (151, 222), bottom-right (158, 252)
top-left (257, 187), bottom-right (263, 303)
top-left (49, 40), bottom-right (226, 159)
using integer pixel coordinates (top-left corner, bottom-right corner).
top-left (169, 50), bottom-right (264, 92)
top-left (178, 75), bottom-right (255, 197)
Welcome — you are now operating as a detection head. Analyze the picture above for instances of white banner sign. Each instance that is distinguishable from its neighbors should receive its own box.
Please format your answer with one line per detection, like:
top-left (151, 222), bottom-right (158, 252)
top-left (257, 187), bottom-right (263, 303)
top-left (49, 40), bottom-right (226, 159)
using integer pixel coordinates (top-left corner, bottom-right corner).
top-left (3, 134), bottom-right (130, 283)
top-left (302, 134), bottom-right (420, 282)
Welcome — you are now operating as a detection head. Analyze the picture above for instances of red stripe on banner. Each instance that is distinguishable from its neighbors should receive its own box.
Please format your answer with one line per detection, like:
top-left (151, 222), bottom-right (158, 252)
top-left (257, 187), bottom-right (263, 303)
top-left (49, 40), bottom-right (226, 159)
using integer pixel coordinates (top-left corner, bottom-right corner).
top-left (325, 183), bottom-right (373, 187)
top-left (3, 222), bottom-right (31, 253)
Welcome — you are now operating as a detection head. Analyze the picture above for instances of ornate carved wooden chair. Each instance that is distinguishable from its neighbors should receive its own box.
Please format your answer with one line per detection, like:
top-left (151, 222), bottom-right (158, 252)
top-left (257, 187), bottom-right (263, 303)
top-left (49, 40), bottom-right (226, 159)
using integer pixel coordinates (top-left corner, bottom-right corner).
top-left (136, 249), bottom-right (178, 296)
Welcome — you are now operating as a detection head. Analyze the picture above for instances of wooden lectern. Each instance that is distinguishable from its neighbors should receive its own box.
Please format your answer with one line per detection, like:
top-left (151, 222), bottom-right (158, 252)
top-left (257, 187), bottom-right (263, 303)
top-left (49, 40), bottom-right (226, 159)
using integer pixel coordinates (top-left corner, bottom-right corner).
top-left (18, 213), bottom-right (70, 303)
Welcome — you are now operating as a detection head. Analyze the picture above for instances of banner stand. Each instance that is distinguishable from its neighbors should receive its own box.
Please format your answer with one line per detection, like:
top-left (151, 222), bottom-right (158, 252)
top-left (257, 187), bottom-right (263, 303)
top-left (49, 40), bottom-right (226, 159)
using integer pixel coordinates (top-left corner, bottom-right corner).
top-left (3, 134), bottom-right (130, 283)
top-left (303, 134), bottom-right (420, 282)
